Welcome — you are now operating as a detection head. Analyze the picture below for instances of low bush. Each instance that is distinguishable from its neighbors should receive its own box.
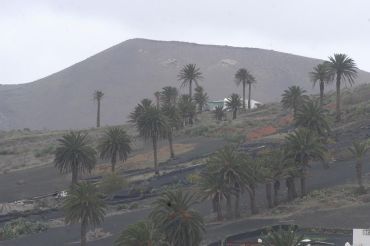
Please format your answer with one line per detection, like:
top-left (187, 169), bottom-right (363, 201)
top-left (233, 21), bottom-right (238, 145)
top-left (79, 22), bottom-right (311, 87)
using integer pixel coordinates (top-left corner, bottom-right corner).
top-left (0, 218), bottom-right (48, 240)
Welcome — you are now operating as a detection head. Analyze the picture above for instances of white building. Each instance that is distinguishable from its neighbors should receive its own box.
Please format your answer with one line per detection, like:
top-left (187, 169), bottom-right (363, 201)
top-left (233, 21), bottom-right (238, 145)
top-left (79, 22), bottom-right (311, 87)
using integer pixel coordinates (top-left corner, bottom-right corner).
top-left (353, 229), bottom-right (370, 246)
top-left (207, 98), bottom-right (262, 111)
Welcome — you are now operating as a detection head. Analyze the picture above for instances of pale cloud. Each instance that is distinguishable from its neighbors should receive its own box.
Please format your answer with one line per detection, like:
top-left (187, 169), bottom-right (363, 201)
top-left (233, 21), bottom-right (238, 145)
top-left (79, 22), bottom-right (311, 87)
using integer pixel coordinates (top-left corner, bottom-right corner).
top-left (1, 0), bottom-right (370, 84)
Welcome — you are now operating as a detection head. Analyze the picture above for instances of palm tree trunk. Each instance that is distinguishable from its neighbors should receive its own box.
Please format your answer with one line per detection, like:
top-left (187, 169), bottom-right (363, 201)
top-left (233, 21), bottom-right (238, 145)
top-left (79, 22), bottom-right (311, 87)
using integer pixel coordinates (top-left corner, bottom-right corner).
top-left (286, 177), bottom-right (297, 201)
top-left (225, 194), bottom-right (232, 219)
top-left (168, 131), bottom-right (175, 159)
top-left (265, 182), bottom-right (273, 208)
top-left (336, 76), bottom-right (341, 121)
top-left (72, 165), bottom-right (78, 186)
top-left (234, 184), bottom-right (241, 218)
top-left (213, 193), bottom-right (223, 221)
top-left (300, 175), bottom-right (307, 197)
top-left (248, 187), bottom-right (258, 214)
top-left (233, 109), bottom-right (237, 120)
top-left (356, 160), bottom-right (364, 190)
top-left (319, 80), bottom-right (325, 106)
top-left (300, 162), bottom-right (308, 197)
top-left (96, 99), bottom-right (101, 128)
top-left (273, 180), bottom-right (280, 206)
top-left (152, 137), bottom-right (159, 175)
top-left (234, 191), bottom-right (240, 218)
top-left (80, 220), bottom-right (87, 246)
top-left (242, 81), bottom-right (246, 110)
top-left (111, 153), bottom-right (117, 173)
top-left (189, 80), bottom-right (192, 98)
top-left (248, 83), bottom-right (252, 110)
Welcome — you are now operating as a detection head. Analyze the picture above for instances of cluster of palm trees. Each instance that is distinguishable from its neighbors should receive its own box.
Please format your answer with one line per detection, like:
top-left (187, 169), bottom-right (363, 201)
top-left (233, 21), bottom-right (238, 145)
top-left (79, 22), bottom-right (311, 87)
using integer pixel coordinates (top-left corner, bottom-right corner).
top-left (309, 53), bottom-right (358, 121)
top-left (201, 80), bottom-right (333, 220)
top-left (53, 129), bottom-right (132, 245)
top-left (115, 190), bottom-right (205, 246)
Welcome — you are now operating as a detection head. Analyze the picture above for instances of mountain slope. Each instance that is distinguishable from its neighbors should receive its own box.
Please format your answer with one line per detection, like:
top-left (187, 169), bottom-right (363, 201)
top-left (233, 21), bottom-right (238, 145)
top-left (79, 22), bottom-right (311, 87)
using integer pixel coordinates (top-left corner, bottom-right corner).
top-left (1, 38), bottom-right (370, 130)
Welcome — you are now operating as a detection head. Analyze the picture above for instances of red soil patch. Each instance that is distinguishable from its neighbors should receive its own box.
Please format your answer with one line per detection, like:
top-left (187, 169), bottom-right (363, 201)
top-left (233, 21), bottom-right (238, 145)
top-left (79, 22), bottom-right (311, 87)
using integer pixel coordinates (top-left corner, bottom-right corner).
top-left (247, 125), bottom-right (278, 141)
top-left (278, 114), bottom-right (294, 126)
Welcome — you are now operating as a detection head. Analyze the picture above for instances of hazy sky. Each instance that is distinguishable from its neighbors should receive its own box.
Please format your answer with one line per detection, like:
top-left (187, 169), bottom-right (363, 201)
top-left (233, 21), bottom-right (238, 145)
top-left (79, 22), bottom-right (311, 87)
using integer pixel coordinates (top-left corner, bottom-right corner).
top-left (1, 0), bottom-right (370, 84)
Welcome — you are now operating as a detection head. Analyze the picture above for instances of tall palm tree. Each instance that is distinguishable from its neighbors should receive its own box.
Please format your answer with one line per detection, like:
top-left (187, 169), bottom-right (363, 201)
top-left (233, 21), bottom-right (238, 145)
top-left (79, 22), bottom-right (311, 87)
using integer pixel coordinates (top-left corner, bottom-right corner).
top-left (193, 86), bottom-right (208, 112)
top-left (226, 93), bottom-right (242, 120)
top-left (150, 190), bottom-right (205, 246)
top-left (214, 105), bottom-right (225, 121)
top-left (115, 220), bottom-right (163, 246)
top-left (327, 53), bottom-right (358, 121)
top-left (262, 226), bottom-right (303, 246)
top-left (160, 86), bottom-right (178, 106)
top-left (199, 170), bottom-right (228, 221)
top-left (98, 127), bottom-right (132, 172)
top-left (205, 146), bottom-right (244, 218)
top-left (295, 99), bottom-right (331, 138)
top-left (154, 91), bottom-right (161, 109)
top-left (281, 86), bottom-right (308, 118)
top-left (285, 128), bottom-right (327, 197)
top-left (240, 154), bottom-right (263, 214)
top-left (309, 62), bottom-right (332, 105)
top-left (235, 68), bottom-right (256, 110)
top-left (93, 90), bottom-right (104, 128)
top-left (177, 94), bottom-right (196, 125)
top-left (135, 106), bottom-right (168, 175)
top-left (161, 104), bottom-right (181, 159)
top-left (64, 182), bottom-right (106, 246)
top-left (349, 141), bottom-right (369, 191)
top-left (54, 132), bottom-right (96, 186)
top-left (178, 64), bottom-right (202, 98)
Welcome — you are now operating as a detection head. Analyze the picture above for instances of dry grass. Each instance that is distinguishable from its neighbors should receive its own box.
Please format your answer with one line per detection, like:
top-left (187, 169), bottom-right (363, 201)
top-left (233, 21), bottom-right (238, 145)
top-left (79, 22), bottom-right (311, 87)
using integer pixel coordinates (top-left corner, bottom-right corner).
top-left (93, 143), bottom-right (195, 174)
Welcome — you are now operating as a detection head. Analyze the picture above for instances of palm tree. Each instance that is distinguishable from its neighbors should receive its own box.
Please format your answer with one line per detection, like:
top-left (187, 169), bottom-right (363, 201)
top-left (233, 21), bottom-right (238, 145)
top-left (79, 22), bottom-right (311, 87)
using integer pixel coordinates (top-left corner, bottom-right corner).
top-left (193, 86), bottom-right (208, 112)
top-left (161, 104), bottom-right (181, 159)
top-left (178, 64), bottom-right (202, 98)
top-left (154, 91), bottom-right (161, 109)
top-left (129, 99), bottom-right (153, 123)
top-left (349, 141), bottom-right (369, 191)
top-left (64, 182), bottom-right (106, 246)
top-left (285, 128), bottom-right (327, 197)
top-left (240, 154), bottom-right (263, 214)
top-left (281, 86), bottom-right (308, 118)
top-left (309, 62), bottom-right (332, 105)
top-left (115, 220), bottom-right (163, 246)
top-left (214, 105), bottom-right (225, 121)
top-left (226, 93), bottom-right (242, 120)
top-left (93, 90), bottom-right (104, 128)
top-left (98, 127), bottom-right (132, 172)
top-left (327, 53), bottom-right (358, 121)
top-left (199, 170), bottom-right (228, 221)
top-left (205, 146), bottom-right (244, 218)
top-left (54, 132), bottom-right (96, 186)
top-left (150, 190), bottom-right (205, 246)
top-left (235, 68), bottom-right (256, 110)
top-left (177, 95), bottom-right (196, 125)
top-left (135, 106), bottom-right (168, 175)
top-left (160, 86), bottom-right (178, 106)
top-left (262, 226), bottom-right (303, 246)
top-left (295, 99), bottom-right (331, 138)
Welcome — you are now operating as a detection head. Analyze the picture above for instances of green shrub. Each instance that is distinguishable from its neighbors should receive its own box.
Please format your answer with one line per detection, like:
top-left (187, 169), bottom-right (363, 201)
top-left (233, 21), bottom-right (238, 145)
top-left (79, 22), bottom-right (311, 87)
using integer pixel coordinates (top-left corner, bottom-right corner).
top-left (129, 202), bottom-right (139, 210)
top-left (0, 149), bottom-right (16, 155)
top-left (186, 173), bottom-right (201, 185)
top-left (99, 173), bottom-right (127, 196)
top-left (34, 146), bottom-right (55, 158)
top-left (117, 204), bottom-right (128, 210)
top-left (0, 218), bottom-right (48, 240)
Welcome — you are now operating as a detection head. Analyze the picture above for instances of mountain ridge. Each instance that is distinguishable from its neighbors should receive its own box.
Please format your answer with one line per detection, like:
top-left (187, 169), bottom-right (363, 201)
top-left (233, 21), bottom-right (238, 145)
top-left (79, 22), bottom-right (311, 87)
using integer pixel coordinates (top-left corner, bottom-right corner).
top-left (0, 38), bottom-right (369, 130)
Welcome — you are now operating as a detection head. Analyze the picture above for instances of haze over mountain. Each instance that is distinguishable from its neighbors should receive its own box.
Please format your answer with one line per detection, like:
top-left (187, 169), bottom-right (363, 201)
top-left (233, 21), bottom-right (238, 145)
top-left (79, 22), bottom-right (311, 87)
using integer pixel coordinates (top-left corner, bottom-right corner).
top-left (1, 38), bottom-right (370, 130)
